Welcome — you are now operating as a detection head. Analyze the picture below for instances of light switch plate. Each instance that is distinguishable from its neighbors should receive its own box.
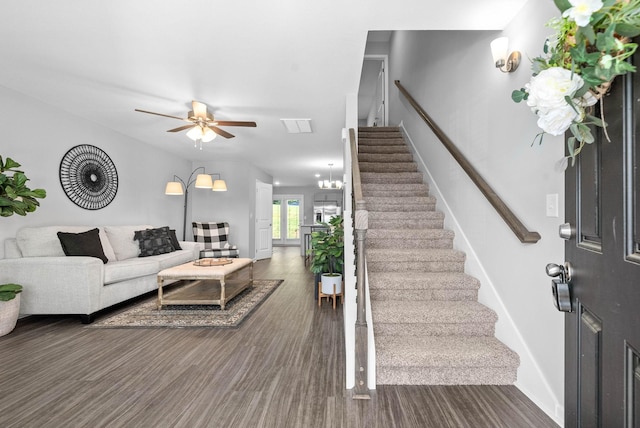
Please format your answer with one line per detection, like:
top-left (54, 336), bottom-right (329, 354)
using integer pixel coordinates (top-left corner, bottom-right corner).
top-left (546, 194), bottom-right (559, 217)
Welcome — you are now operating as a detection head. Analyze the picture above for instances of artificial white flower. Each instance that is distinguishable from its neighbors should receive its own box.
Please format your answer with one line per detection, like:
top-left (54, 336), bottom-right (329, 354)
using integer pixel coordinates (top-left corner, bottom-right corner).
top-left (562, 0), bottom-right (603, 27)
top-left (537, 104), bottom-right (580, 136)
top-left (526, 67), bottom-right (584, 114)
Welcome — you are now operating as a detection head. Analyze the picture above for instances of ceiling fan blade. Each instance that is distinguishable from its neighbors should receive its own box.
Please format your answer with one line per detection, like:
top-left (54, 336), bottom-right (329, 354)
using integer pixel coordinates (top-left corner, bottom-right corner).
top-left (167, 124), bottom-right (196, 133)
top-left (215, 121), bottom-right (257, 127)
top-left (210, 126), bottom-right (235, 139)
top-left (135, 109), bottom-right (187, 121)
top-left (192, 101), bottom-right (208, 119)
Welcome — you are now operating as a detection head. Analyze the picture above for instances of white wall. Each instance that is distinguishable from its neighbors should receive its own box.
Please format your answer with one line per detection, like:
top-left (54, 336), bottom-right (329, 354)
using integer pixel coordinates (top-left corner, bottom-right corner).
top-left (190, 160), bottom-right (271, 259)
top-left (388, 0), bottom-right (565, 423)
top-left (0, 85), bottom-right (191, 259)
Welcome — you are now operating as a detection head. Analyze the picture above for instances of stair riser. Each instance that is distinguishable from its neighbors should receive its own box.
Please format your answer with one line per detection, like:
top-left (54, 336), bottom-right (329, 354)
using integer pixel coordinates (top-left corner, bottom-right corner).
top-left (368, 261), bottom-right (465, 273)
top-left (358, 154), bottom-right (414, 163)
top-left (360, 165), bottom-right (418, 174)
top-left (370, 289), bottom-right (478, 301)
top-left (361, 173), bottom-right (424, 184)
top-left (362, 183), bottom-right (429, 194)
top-left (369, 219), bottom-right (444, 230)
top-left (376, 367), bottom-right (517, 385)
top-left (363, 190), bottom-right (429, 198)
top-left (374, 323), bottom-right (495, 337)
top-left (368, 203), bottom-right (436, 212)
top-left (359, 134), bottom-right (404, 141)
top-left (358, 145), bottom-right (410, 154)
top-left (367, 238), bottom-right (453, 250)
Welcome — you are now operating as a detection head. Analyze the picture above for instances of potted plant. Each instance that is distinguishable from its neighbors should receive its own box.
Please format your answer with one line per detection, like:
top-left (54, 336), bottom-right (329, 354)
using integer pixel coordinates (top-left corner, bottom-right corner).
top-left (0, 156), bottom-right (47, 217)
top-left (0, 284), bottom-right (22, 336)
top-left (309, 215), bottom-right (344, 299)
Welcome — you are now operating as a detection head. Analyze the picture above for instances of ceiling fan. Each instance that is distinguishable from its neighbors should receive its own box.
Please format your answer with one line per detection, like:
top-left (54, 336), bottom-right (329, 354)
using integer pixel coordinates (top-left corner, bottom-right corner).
top-left (135, 100), bottom-right (256, 144)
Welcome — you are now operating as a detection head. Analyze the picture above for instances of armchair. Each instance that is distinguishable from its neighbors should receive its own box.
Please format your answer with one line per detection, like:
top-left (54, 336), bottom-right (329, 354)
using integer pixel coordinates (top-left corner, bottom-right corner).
top-left (192, 222), bottom-right (240, 258)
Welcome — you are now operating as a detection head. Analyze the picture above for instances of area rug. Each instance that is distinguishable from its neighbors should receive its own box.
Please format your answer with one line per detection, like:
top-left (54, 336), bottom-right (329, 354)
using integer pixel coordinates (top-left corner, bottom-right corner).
top-left (88, 279), bottom-right (283, 329)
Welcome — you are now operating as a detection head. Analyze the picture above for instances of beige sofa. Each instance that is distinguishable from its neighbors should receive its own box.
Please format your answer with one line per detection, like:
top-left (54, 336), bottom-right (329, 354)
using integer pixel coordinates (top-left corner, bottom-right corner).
top-left (0, 225), bottom-right (200, 323)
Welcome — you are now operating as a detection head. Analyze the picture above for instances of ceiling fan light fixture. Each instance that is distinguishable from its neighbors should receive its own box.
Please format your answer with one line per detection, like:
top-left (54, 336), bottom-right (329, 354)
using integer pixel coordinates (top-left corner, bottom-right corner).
top-left (202, 126), bottom-right (216, 142)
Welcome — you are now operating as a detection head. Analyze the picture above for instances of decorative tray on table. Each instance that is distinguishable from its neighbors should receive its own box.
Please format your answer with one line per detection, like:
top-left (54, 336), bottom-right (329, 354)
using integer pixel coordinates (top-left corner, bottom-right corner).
top-left (194, 258), bottom-right (233, 267)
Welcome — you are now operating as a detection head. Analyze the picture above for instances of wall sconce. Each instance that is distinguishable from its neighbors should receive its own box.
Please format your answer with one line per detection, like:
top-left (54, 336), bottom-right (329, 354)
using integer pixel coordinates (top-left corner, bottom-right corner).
top-left (165, 167), bottom-right (227, 239)
top-left (490, 37), bottom-right (520, 73)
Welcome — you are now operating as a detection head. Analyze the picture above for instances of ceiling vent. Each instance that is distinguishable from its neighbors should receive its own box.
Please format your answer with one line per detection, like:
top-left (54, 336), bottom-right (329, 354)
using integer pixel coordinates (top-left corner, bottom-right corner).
top-left (281, 118), bottom-right (312, 133)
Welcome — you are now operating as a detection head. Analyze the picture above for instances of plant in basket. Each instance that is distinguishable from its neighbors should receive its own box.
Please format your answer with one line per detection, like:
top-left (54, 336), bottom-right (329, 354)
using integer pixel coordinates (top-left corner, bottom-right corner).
top-left (512, 0), bottom-right (640, 162)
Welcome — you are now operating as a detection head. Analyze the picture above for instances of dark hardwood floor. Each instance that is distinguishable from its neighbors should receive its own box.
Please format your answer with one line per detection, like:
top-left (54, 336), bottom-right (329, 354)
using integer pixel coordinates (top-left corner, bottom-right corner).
top-left (0, 247), bottom-right (558, 428)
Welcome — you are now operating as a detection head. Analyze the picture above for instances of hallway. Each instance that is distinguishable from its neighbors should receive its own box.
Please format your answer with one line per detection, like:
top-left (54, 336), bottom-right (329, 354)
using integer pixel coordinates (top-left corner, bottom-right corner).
top-left (0, 247), bottom-right (557, 427)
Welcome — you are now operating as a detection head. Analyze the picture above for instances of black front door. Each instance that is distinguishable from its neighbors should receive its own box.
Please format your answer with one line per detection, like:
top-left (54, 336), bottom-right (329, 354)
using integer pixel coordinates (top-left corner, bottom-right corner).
top-left (564, 53), bottom-right (640, 426)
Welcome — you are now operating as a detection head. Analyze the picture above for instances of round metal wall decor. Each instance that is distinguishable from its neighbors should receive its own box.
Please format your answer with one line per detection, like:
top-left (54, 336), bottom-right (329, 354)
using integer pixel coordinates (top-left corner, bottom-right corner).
top-left (59, 145), bottom-right (118, 210)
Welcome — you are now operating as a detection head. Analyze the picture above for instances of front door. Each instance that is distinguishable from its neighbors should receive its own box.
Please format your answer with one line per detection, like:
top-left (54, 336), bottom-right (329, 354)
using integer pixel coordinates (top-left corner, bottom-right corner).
top-left (564, 58), bottom-right (640, 425)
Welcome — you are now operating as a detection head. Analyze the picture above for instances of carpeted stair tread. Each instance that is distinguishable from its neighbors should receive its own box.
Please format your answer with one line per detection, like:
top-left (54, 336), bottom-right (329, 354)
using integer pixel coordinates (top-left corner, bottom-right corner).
top-left (367, 248), bottom-right (466, 273)
top-left (359, 162), bottom-right (418, 173)
top-left (358, 145), bottom-right (410, 154)
top-left (361, 172), bottom-right (424, 184)
top-left (363, 182), bottom-right (429, 194)
top-left (368, 229), bottom-right (454, 249)
top-left (376, 336), bottom-right (519, 385)
top-left (368, 211), bottom-right (445, 230)
top-left (359, 126), bottom-right (400, 132)
top-left (358, 135), bottom-right (405, 143)
top-left (358, 153), bottom-right (414, 163)
top-left (367, 196), bottom-right (437, 212)
top-left (372, 300), bottom-right (497, 332)
top-left (368, 272), bottom-right (480, 301)
top-left (376, 336), bottom-right (519, 369)
top-left (368, 272), bottom-right (480, 291)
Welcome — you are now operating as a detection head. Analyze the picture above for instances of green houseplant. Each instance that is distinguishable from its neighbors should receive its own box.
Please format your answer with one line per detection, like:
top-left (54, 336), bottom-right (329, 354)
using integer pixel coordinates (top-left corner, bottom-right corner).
top-left (0, 156), bottom-right (47, 217)
top-left (0, 284), bottom-right (23, 336)
top-left (309, 215), bottom-right (344, 298)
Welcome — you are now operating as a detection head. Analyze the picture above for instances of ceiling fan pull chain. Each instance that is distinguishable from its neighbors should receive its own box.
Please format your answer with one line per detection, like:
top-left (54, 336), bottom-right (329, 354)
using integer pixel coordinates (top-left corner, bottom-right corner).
top-left (199, 139), bottom-right (203, 150)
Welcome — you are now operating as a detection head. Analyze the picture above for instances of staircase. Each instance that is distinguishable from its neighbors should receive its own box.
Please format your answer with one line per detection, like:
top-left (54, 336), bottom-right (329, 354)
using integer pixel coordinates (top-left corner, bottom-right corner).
top-left (358, 126), bottom-right (519, 385)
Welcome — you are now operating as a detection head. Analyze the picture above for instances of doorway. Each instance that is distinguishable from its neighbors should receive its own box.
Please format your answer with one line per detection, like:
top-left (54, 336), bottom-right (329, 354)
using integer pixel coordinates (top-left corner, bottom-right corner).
top-left (359, 54), bottom-right (389, 127)
top-left (272, 195), bottom-right (304, 246)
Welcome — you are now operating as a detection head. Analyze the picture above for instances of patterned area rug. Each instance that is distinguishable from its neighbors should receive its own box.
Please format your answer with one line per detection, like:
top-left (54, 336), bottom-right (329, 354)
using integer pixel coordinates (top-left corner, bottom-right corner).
top-left (88, 279), bottom-right (283, 328)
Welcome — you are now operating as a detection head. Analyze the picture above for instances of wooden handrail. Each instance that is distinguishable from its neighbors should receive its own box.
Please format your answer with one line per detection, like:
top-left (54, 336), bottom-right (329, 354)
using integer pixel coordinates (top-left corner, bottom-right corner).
top-left (395, 80), bottom-right (541, 244)
top-left (350, 127), bottom-right (370, 399)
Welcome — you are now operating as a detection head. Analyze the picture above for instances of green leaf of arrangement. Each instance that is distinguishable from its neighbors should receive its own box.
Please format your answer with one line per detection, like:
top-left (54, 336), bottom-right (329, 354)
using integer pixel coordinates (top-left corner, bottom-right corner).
top-left (511, 89), bottom-right (528, 103)
top-left (616, 23), bottom-right (640, 37)
top-left (578, 25), bottom-right (596, 45)
top-left (574, 83), bottom-right (590, 98)
top-left (553, 0), bottom-right (572, 12)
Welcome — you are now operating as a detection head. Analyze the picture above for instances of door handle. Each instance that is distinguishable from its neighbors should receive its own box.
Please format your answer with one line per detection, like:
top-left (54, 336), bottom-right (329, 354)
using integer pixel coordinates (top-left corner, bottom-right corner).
top-left (545, 262), bottom-right (574, 312)
top-left (558, 223), bottom-right (574, 240)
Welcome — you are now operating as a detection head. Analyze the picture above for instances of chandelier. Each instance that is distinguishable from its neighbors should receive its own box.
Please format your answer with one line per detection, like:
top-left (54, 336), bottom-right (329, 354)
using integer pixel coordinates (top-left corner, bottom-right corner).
top-left (318, 163), bottom-right (342, 189)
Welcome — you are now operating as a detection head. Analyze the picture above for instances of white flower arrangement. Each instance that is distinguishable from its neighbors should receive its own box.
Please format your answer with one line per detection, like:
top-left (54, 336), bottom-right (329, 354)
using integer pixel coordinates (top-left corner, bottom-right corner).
top-left (512, 0), bottom-right (640, 161)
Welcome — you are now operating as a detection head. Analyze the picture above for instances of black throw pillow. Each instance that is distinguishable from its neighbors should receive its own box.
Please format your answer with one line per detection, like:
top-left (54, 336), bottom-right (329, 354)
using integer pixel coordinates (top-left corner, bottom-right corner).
top-left (134, 226), bottom-right (175, 257)
top-left (169, 229), bottom-right (182, 250)
top-left (57, 228), bottom-right (108, 264)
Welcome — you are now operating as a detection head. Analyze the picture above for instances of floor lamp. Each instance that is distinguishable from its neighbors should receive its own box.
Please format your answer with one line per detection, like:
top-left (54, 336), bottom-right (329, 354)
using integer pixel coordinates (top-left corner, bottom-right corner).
top-left (165, 167), bottom-right (227, 240)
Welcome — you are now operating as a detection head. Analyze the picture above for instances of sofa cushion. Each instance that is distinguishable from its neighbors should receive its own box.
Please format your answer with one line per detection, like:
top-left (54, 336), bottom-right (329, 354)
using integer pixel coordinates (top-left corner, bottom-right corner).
top-left (16, 226), bottom-right (116, 261)
top-left (154, 249), bottom-right (197, 270)
top-left (103, 258), bottom-right (160, 285)
top-left (105, 225), bottom-right (152, 260)
top-left (134, 226), bottom-right (175, 257)
top-left (57, 228), bottom-right (108, 264)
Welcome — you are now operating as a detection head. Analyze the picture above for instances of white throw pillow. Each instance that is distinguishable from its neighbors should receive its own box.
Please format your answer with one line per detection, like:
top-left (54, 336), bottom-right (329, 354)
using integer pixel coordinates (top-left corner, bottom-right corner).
top-left (105, 225), bottom-right (152, 260)
top-left (16, 226), bottom-right (117, 261)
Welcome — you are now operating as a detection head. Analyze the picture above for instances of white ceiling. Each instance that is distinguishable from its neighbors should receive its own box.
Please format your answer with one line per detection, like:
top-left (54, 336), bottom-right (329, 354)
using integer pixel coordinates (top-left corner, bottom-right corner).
top-left (0, 0), bottom-right (529, 187)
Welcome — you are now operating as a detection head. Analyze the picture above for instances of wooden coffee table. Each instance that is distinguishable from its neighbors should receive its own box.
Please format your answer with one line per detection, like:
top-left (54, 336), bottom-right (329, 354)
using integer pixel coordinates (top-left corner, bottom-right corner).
top-left (157, 258), bottom-right (253, 310)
